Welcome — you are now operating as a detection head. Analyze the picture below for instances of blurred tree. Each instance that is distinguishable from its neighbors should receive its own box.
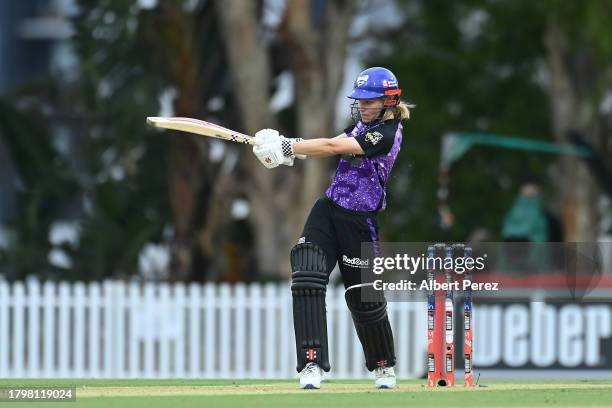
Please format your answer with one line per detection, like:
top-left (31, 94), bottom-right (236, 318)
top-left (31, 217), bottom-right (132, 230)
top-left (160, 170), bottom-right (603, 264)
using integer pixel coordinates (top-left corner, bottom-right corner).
top-left (8, 0), bottom-right (608, 282)
top-left (215, 0), bottom-right (356, 276)
top-left (1, 0), bottom-right (227, 281)
top-left (1, 0), bottom-right (359, 281)
top-left (371, 0), bottom-right (612, 245)
top-left (0, 2), bottom-right (175, 281)
top-left (70, 0), bottom-right (232, 281)
top-left (373, 0), bottom-right (553, 242)
top-left (544, 1), bottom-right (612, 242)
top-left (0, 100), bottom-right (78, 280)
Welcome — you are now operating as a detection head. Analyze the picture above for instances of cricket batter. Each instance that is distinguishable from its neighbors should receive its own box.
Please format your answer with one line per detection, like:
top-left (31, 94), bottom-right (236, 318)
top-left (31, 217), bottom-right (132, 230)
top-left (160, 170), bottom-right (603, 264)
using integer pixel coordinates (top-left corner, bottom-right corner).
top-left (252, 67), bottom-right (411, 389)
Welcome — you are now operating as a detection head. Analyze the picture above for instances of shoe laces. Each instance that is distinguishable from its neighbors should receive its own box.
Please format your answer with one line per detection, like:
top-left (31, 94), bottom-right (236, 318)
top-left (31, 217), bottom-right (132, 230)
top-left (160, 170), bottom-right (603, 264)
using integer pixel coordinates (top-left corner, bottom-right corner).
top-left (305, 363), bottom-right (319, 374)
top-left (376, 366), bottom-right (393, 377)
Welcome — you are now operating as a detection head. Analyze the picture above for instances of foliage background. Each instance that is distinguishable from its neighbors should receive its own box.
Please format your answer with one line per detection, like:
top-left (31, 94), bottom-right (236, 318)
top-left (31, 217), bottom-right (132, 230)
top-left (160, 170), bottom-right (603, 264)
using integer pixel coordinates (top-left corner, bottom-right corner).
top-left (0, 0), bottom-right (610, 282)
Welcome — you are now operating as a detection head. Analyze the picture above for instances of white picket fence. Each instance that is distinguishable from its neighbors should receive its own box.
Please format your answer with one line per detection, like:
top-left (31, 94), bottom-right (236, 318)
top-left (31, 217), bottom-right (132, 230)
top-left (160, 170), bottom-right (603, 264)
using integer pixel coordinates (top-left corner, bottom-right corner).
top-left (0, 278), bottom-right (428, 379)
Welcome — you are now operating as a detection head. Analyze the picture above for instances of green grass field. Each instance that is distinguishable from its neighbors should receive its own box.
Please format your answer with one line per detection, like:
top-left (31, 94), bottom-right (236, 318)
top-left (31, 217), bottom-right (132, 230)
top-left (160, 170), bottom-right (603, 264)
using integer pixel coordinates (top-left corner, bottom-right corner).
top-left (0, 379), bottom-right (610, 408)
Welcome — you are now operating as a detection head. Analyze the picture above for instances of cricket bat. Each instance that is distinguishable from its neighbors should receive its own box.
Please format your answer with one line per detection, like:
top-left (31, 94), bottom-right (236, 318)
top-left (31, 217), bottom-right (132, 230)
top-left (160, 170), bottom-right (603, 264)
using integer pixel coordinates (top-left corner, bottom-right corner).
top-left (146, 117), bottom-right (256, 145)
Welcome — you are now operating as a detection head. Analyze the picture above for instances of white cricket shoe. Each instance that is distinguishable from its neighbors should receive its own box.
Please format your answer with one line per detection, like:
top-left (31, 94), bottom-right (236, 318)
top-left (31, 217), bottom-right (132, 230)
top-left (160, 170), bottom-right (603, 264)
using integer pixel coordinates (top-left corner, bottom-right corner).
top-left (374, 366), bottom-right (396, 389)
top-left (299, 362), bottom-right (323, 389)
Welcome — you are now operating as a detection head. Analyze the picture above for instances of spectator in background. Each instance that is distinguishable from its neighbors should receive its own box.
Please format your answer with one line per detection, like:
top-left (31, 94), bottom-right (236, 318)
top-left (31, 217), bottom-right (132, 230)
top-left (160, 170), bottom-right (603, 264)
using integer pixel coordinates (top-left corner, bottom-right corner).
top-left (500, 176), bottom-right (562, 274)
top-left (501, 176), bottom-right (549, 242)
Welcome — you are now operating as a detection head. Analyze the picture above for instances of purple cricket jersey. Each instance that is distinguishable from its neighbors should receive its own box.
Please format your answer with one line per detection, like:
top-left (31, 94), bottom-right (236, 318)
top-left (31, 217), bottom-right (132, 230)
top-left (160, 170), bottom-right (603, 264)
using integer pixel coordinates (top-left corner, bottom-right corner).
top-left (325, 119), bottom-right (403, 212)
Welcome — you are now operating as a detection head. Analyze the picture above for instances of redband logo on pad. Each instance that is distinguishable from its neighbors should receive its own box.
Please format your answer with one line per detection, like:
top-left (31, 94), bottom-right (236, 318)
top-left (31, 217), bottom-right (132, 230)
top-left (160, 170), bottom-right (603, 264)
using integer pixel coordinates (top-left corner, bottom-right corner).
top-left (342, 255), bottom-right (369, 268)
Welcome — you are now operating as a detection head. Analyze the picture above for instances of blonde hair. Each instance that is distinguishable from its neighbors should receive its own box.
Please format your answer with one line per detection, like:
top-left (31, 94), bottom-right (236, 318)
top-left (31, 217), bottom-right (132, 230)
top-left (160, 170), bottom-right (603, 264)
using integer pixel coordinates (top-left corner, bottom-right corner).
top-left (383, 100), bottom-right (414, 122)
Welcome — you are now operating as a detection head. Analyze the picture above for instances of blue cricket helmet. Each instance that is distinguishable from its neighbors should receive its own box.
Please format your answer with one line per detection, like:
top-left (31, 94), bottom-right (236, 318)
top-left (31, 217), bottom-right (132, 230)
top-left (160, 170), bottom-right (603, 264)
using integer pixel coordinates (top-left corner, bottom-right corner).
top-left (347, 67), bottom-right (401, 106)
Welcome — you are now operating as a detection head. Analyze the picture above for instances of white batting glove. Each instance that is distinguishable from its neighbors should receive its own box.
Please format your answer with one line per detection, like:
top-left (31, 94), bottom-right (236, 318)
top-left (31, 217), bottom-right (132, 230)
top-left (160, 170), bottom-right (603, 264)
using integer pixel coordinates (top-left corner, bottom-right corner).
top-left (253, 129), bottom-right (294, 168)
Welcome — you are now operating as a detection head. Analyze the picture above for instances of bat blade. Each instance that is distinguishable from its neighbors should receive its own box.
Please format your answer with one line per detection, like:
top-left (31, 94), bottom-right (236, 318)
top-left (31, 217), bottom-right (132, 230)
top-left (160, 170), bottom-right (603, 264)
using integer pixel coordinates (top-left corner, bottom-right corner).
top-left (146, 117), bottom-right (256, 145)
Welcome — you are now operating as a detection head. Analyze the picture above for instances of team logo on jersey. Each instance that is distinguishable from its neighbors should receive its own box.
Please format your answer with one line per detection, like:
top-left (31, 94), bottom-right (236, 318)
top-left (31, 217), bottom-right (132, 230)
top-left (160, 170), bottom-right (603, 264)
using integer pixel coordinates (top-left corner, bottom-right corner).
top-left (364, 131), bottom-right (383, 145)
top-left (356, 75), bottom-right (369, 87)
